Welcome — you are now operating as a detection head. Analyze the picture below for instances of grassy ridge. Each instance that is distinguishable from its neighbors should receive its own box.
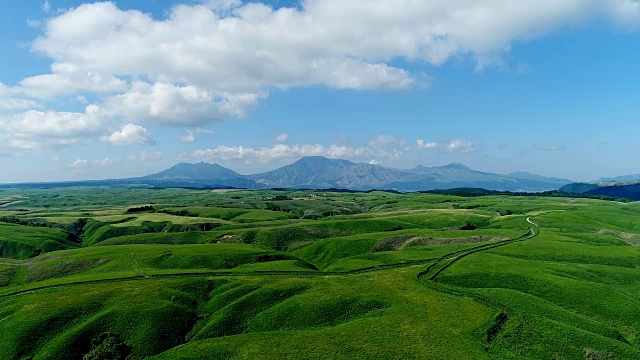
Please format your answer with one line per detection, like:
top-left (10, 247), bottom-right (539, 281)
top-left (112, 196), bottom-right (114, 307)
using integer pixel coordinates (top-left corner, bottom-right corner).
top-left (1, 188), bottom-right (640, 358)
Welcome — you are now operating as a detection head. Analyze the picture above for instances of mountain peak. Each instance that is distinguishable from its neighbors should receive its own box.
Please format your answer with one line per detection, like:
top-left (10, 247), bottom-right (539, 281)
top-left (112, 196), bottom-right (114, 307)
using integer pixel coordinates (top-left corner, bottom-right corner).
top-left (139, 158), bottom-right (571, 192)
top-left (144, 162), bottom-right (242, 180)
top-left (441, 163), bottom-right (471, 170)
top-left (293, 156), bottom-right (353, 166)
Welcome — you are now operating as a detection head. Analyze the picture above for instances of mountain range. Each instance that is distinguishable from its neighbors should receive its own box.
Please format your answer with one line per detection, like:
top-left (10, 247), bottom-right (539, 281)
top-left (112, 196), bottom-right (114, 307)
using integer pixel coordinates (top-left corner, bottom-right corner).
top-left (559, 180), bottom-right (640, 200)
top-left (139, 156), bottom-right (573, 192)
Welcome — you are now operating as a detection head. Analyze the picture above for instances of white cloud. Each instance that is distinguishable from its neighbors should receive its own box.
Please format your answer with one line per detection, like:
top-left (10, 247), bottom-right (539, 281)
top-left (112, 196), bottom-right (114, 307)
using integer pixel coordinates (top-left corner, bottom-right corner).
top-left (0, 108), bottom-right (103, 137)
top-left (534, 144), bottom-right (567, 151)
top-left (140, 151), bottom-right (162, 161)
top-left (0, 83), bottom-right (42, 111)
top-left (369, 135), bottom-right (405, 148)
top-left (0, 98), bottom-right (42, 112)
top-left (27, 19), bottom-right (43, 29)
top-left (416, 139), bottom-right (475, 153)
top-left (102, 81), bottom-right (261, 126)
top-left (28, 0), bottom-right (640, 100)
top-left (204, 0), bottom-right (241, 11)
top-left (126, 151), bottom-right (162, 161)
top-left (193, 143), bottom-right (356, 163)
top-left (17, 68), bottom-right (126, 99)
top-left (180, 128), bottom-right (216, 142)
top-left (42, 1), bottom-right (51, 13)
top-left (94, 157), bottom-right (113, 166)
top-left (181, 130), bottom-right (195, 142)
top-left (69, 159), bottom-right (88, 168)
top-left (445, 140), bottom-right (475, 153)
top-left (191, 137), bottom-right (416, 163)
top-left (195, 128), bottom-right (216, 135)
top-left (369, 159), bottom-right (379, 165)
top-left (3, 0), bottom-right (640, 155)
top-left (102, 124), bottom-right (153, 146)
top-left (416, 140), bottom-right (439, 149)
top-left (275, 133), bottom-right (288, 142)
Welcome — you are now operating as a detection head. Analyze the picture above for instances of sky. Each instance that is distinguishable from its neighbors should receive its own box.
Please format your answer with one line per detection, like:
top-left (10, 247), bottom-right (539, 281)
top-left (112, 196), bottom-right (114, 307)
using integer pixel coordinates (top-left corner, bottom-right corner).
top-left (1, 0), bottom-right (640, 183)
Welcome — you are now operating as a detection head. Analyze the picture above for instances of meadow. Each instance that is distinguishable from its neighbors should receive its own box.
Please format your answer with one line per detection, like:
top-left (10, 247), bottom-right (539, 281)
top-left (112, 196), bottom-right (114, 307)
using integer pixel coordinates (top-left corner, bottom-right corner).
top-left (0, 186), bottom-right (639, 359)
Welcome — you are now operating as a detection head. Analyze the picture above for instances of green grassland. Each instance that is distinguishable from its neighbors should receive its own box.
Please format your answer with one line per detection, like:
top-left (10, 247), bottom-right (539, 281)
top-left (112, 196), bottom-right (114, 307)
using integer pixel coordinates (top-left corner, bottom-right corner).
top-left (0, 187), bottom-right (639, 359)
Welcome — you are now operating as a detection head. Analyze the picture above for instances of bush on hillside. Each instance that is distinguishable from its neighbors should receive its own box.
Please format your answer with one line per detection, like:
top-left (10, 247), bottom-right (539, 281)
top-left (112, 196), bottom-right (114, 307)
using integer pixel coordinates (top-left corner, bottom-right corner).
top-left (83, 333), bottom-right (132, 360)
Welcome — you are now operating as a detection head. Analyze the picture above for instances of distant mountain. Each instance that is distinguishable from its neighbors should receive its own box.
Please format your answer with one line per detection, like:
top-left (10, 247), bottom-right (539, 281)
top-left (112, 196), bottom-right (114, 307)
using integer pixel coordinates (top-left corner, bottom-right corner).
top-left (508, 171), bottom-right (572, 185)
top-left (247, 156), bottom-right (571, 192)
top-left (558, 183), bottom-right (601, 194)
top-left (596, 174), bottom-right (640, 182)
top-left (1, 157), bottom-right (573, 192)
top-left (249, 156), bottom-right (409, 190)
top-left (560, 181), bottom-right (640, 200)
top-left (139, 162), bottom-right (259, 189)
top-left (142, 162), bottom-right (243, 180)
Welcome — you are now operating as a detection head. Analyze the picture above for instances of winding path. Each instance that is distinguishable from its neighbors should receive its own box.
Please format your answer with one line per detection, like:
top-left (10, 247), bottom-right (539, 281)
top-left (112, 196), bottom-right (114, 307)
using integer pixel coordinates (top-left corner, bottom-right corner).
top-left (0, 216), bottom-right (541, 300)
top-left (417, 216), bottom-right (539, 282)
top-left (130, 252), bottom-right (148, 278)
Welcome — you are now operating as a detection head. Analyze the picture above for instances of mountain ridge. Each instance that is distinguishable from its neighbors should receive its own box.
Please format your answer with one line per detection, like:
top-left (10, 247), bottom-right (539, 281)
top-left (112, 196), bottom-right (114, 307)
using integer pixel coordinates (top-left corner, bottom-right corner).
top-left (140, 156), bottom-right (573, 192)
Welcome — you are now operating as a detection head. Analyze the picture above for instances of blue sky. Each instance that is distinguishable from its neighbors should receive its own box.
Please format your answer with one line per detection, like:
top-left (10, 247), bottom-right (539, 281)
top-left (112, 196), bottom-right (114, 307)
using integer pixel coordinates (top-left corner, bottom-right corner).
top-left (1, 0), bottom-right (640, 183)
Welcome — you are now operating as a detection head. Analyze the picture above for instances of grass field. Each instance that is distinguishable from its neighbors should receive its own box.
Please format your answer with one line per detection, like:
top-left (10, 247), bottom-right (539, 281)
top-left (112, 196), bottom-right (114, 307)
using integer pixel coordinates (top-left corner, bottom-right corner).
top-left (0, 187), bottom-right (639, 359)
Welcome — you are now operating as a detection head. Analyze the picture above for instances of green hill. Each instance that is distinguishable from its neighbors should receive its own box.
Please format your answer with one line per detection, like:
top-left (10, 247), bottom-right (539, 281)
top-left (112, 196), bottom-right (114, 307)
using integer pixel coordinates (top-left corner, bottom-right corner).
top-left (0, 187), bottom-right (639, 359)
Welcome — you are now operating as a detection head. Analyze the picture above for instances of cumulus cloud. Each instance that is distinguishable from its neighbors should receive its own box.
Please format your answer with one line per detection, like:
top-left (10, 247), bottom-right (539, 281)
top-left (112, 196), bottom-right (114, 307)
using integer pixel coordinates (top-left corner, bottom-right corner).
top-left (140, 151), bottom-right (162, 161)
top-left (126, 151), bottom-right (162, 161)
top-left (102, 82), bottom-right (261, 126)
top-left (416, 139), bottom-right (475, 153)
top-left (3, 0), bottom-right (640, 155)
top-left (195, 128), bottom-right (216, 135)
top-left (445, 140), bottom-right (475, 153)
top-left (191, 134), bottom-right (418, 163)
top-left (180, 128), bottom-right (216, 142)
top-left (17, 68), bottom-right (126, 99)
top-left (94, 157), bottom-right (114, 166)
top-left (20, 0), bottom-right (640, 121)
top-left (193, 144), bottom-right (356, 163)
top-left (0, 105), bottom-right (107, 150)
top-left (0, 83), bottom-right (42, 112)
top-left (204, 0), bottom-right (242, 12)
top-left (534, 144), bottom-right (567, 151)
top-left (369, 135), bottom-right (405, 148)
top-left (275, 133), bottom-right (288, 142)
top-left (102, 124), bottom-right (153, 146)
top-left (0, 98), bottom-right (41, 112)
top-left (68, 159), bottom-right (88, 168)
top-left (29, 0), bottom-right (640, 96)
top-left (416, 140), bottom-right (439, 149)
top-left (181, 130), bottom-right (195, 142)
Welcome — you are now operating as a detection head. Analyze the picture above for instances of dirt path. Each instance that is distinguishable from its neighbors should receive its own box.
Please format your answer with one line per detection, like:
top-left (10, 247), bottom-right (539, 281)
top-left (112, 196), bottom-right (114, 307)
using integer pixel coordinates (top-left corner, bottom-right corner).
top-left (0, 256), bottom-right (440, 299)
top-left (0, 201), bottom-right (25, 208)
top-left (0, 217), bottom-right (541, 300)
top-left (130, 252), bottom-right (148, 278)
top-left (417, 217), bottom-right (539, 282)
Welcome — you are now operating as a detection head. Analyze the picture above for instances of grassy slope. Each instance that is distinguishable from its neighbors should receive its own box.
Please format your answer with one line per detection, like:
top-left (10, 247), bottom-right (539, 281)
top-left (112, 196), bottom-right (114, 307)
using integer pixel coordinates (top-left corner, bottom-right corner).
top-left (0, 223), bottom-right (78, 259)
top-left (0, 189), bottom-right (640, 359)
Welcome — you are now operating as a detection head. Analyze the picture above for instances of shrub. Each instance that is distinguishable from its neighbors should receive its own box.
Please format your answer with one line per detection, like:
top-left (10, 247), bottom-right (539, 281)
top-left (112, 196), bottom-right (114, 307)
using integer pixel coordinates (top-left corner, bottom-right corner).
top-left (83, 333), bottom-right (132, 360)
